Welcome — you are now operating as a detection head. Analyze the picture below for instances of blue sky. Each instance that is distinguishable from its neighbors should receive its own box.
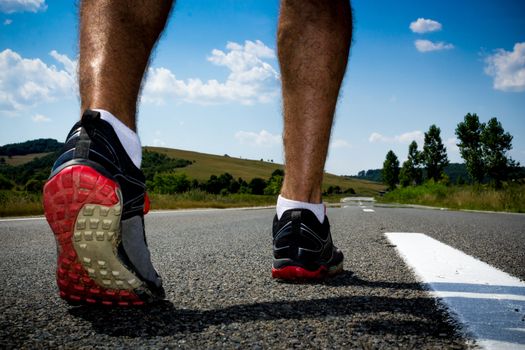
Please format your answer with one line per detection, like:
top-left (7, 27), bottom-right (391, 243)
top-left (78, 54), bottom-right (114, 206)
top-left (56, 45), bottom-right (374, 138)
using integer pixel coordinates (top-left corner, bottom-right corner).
top-left (1, 0), bottom-right (524, 175)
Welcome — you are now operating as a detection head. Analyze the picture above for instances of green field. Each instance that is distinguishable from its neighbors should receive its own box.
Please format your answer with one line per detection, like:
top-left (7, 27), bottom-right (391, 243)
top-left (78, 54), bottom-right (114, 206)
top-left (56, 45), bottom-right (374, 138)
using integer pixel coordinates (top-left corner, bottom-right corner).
top-left (1, 152), bottom-right (52, 166)
top-left (0, 145), bottom-right (386, 196)
top-left (0, 146), bottom-right (385, 217)
top-left (145, 146), bottom-right (385, 196)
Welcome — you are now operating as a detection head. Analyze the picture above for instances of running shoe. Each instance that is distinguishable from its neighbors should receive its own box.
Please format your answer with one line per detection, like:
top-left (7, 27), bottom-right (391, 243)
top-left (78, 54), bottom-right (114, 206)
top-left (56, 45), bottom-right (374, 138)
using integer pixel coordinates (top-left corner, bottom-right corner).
top-left (43, 110), bottom-right (164, 306)
top-left (272, 208), bottom-right (344, 280)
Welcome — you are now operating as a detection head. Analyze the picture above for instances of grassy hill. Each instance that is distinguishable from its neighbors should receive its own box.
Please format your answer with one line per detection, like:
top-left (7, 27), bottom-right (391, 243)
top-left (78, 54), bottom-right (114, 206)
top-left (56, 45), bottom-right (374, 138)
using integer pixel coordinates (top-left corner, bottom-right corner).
top-left (145, 146), bottom-right (385, 196)
top-left (0, 138), bottom-right (385, 216)
top-left (2, 152), bottom-right (53, 166)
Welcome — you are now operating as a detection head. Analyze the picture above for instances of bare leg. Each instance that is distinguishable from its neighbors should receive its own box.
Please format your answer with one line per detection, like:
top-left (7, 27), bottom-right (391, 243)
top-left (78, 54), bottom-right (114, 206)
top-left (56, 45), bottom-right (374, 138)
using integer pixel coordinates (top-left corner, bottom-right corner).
top-left (278, 0), bottom-right (352, 203)
top-left (79, 0), bottom-right (174, 131)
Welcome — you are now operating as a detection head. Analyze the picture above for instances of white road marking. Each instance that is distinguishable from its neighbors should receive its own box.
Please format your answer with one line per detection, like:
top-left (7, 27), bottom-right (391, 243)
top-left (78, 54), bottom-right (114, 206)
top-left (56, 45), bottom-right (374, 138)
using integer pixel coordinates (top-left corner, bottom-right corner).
top-left (385, 232), bottom-right (525, 350)
top-left (148, 206), bottom-right (275, 215)
top-left (0, 216), bottom-right (45, 222)
top-left (362, 208), bottom-right (375, 212)
top-left (340, 196), bottom-right (375, 203)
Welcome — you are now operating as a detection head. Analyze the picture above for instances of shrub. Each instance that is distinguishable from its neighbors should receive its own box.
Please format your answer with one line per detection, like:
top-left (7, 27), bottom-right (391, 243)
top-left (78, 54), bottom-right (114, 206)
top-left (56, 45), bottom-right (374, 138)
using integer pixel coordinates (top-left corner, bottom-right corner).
top-left (151, 172), bottom-right (191, 194)
top-left (0, 174), bottom-right (14, 190)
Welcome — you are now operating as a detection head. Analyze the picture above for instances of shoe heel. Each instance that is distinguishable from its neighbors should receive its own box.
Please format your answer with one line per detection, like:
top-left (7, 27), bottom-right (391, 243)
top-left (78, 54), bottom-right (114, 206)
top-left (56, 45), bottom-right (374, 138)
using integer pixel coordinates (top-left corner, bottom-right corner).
top-left (43, 165), bottom-right (144, 306)
top-left (271, 265), bottom-right (328, 280)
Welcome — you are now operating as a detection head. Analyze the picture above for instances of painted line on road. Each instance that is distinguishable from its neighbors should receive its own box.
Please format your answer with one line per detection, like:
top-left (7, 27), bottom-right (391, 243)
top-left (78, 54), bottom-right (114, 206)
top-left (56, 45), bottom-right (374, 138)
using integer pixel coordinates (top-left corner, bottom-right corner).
top-left (385, 232), bottom-right (525, 350)
top-left (362, 208), bottom-right (375, 212)
top-left (148, 206), bottom-right (276, 215)
top-left (0, 216), bottom-right (45, 222)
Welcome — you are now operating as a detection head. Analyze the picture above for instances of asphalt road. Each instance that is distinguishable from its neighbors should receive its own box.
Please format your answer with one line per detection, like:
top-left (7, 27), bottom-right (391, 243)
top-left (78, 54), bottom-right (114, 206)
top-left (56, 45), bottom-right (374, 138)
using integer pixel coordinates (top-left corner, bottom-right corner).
top-left (1, 205), bottom-right (524, 349)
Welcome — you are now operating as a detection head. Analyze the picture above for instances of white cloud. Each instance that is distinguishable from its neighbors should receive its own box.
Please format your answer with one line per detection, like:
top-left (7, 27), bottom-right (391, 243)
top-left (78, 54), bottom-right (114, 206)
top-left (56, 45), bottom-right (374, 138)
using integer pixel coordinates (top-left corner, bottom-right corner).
top-left (4, 19), bottom-right (12, 25)
top-left (410, 18), bottom-right (442, 33)
top-left (368, 132), bottom-right (385, 143)
top-left (445, 137), bottom-right (459, 153)
top-left (50, 50), bottom-right (77, 76)
top-left (235, 129), bottom-right (281, 147)
top-left (330, 139), bottom-right (352, 149)
top-left (369, 130), bottom-right (424, 144)
top-left (142, 40), bottom-right (279, 105)
top-left (0, 49), bottom-right (77, 112)
top-left (0, 0), bottom-right (46, 13)
top-left (415, 39), bottom-right (454, 52)
top-left (31, 113), bottom-right (50, 122)
top-left (484, 42), bottom-right (525, 92)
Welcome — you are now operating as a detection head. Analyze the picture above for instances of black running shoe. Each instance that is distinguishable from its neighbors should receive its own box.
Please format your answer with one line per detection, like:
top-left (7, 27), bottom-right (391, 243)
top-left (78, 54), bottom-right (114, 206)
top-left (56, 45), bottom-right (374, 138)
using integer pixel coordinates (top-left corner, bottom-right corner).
top-left (43, 109), bottom-right (164, 306)
top-left (272, 209), bottom-right (344, 280)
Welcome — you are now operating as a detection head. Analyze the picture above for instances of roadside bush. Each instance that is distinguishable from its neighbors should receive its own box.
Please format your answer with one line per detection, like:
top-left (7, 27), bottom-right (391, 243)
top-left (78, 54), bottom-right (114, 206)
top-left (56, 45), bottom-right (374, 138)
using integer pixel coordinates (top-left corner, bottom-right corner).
top-left (249, 178), bottom-right (267, 195)
top-left (0, 174), bottom-right (14, 190)
top-left (379, 181), bottom-right (525, 213)
top-left (344, 188), bottom-right (356, 194)
top-left (24, 179), bottom-right (44, 192)
top-left (151, 172), bottom-right (191, 194)
top-left (264, 174), bottom-right (283, 195)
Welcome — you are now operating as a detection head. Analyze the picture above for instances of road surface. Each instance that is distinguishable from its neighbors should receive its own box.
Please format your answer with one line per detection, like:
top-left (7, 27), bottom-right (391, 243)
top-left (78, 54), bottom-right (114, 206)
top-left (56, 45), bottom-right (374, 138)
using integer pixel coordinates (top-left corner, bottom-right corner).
top-left (1, 205), bottom-right (524, 348)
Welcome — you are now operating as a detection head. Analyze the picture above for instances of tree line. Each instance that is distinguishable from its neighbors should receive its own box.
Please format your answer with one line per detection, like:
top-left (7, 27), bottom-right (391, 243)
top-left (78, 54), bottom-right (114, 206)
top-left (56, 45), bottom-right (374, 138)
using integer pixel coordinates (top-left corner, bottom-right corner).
top-left (382, 114), bottom-right (520, 190)
top-left (147, 169), bottom-right (284, 196)
top-left (0, 138), bottom-right (63, 157)
top-left (1, 146), bottom-right (300, 196)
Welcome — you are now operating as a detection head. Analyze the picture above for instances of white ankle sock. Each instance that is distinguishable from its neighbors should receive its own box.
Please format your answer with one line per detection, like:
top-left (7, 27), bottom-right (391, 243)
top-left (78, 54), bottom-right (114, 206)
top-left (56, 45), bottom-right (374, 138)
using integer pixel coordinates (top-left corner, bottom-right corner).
top-left (94, 109), bottom-right (142, 168)
top-left (276, 195), bottom-right (326, 223)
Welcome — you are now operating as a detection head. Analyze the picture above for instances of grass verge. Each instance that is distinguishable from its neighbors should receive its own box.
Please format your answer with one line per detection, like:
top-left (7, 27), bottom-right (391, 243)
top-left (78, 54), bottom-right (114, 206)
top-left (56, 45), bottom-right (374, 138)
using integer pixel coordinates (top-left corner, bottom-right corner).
top-left (149, 191), bottom-right (277, 210)
top-left (0, 190), bottom-right (43, 217)
top-left (0, 190), bottom-right (278, 217)
top-left (377, 182), bottom-right (525, 213)
top-left (0, 189), bottom-right (356, 217)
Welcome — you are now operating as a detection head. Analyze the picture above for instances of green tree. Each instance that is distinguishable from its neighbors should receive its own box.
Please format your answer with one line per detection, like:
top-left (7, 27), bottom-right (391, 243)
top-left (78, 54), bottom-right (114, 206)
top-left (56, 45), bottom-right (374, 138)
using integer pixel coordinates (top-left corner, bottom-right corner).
top-left (152, 173), bottom-right (190, 194)
top-left (218, 173), bottom-right (235, 194)
top-left (205, 173), bottom-right (236, 194)
top-left (249, 178), bottom-right (267, 195)
top-left (399, 162), bottom-right (411, 187)
top-left (399, 141), bottom-right (423, 187)
top-left (382, 150), bottom-right (399, 190)
top-left (264, 169), bottom-right (284, 195)
top-left (481, 117), bottom-right (517, 188)
top-left (422, 125), bottom-right (449, 181)
top-left (324, 185), bottom-right (342, 195)
top-left (237, 177), bottom-right (250, 193)
top-left (24, 179), bottom-right (44, 192)
top-left (0, 174), bottom-right (14, 190)
top-left (344, 187), bottom-right (356, 195)
top-left (455, 113), bottom-right (485, 183)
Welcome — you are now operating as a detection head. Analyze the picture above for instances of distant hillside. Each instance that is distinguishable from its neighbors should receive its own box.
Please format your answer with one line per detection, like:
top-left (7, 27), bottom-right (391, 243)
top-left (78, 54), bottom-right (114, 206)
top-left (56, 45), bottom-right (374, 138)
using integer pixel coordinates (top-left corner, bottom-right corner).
top-left (352, 163), bottom-right (469, 183)
top-left (146, 146), bottom-right (385, 195)
top-left (352, 169), bottom-right (382, 183)
top-left (0, 138), bottom-right (63, 156)
top-left (0, 139), bottom-right (385, 196)
top-left (0, 151), bottom-right (57, 191)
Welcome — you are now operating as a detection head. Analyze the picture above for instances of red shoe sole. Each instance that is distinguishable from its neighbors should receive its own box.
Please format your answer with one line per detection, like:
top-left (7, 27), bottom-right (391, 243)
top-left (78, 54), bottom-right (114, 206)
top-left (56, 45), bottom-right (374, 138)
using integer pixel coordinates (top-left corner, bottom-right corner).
top-left (43, 165), bottom-right (144, 306)
top-left (272, 262), bottom-right (343, 280)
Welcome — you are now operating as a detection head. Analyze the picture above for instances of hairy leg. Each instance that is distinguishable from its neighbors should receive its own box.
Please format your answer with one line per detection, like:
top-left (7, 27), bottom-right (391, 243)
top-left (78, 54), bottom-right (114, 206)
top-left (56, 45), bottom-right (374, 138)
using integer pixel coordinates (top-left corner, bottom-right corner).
top-left (278, 0), bottom-right (352, 203)
top-left (79, 0), bottom-right (174, 130)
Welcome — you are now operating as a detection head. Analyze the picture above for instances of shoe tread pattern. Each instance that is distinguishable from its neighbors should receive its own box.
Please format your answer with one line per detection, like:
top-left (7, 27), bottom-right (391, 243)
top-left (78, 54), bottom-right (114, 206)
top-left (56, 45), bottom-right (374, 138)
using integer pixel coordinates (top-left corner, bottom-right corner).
top-left (43, 165), bottom-right (145, 306)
